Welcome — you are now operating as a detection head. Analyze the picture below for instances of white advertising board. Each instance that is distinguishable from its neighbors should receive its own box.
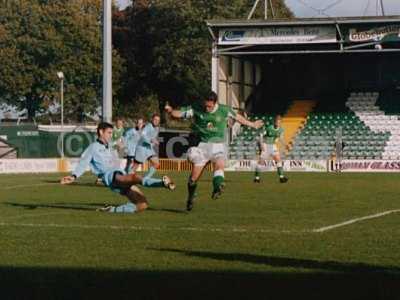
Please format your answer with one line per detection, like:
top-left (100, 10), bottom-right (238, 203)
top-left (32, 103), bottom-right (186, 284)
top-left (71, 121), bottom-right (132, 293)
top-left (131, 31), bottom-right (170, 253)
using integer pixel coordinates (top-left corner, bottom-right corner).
top-left (0, 159), bottom-right (58, 174)
top-left (334, 160), bottom-right (400, 172)
top-left (219, 27), bottom-right (337, 45)
top-left (226, 160), bottom-right (327, 172)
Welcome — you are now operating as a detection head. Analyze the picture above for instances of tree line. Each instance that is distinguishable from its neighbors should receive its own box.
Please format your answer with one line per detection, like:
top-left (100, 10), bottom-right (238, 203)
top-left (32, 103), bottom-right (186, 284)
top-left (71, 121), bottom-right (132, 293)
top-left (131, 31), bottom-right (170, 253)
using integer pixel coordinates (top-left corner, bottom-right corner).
top-left (0, 0), bottom-right (292, 122)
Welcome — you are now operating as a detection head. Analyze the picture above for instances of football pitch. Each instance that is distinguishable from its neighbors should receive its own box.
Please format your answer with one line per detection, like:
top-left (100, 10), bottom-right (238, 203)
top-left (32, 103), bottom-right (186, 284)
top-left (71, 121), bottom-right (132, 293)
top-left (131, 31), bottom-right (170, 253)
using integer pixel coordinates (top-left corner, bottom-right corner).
top-left (1, 171), bottom-right (399, 299)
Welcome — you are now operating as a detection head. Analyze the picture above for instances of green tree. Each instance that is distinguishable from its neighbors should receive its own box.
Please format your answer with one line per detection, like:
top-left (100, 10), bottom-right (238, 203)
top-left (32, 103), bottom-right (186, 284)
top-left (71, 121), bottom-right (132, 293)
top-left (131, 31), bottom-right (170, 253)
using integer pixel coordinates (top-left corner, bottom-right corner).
top-left (113, 0), bottom-right (293, 114)
top-left (0, 0), bottom-right (124, 121)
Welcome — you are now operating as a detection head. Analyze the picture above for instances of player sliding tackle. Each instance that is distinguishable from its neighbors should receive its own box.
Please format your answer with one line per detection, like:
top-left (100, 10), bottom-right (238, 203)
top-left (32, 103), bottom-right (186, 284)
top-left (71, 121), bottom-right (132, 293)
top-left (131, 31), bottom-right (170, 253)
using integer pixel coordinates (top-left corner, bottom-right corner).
top-left (165, 91), bottom-right (263, 211)
top-left (60, 122), bottom-right (175, 214)
top-left (254, 115), bottom-right (288, 183)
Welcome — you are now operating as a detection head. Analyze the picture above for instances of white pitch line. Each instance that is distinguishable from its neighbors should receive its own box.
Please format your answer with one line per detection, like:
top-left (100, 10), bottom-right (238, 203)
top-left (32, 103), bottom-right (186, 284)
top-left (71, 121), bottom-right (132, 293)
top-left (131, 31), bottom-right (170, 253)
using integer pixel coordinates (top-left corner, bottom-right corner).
top-left (313, 209), bottom-right (400, 233)
top-left (3, 211), bottom-right (68, 221)
top-left (2, 210), bottom-right (398, 234)
top-left (0, 222), bottom-right (304, 234)
top-left (0, 183), bottom-right (56, 190)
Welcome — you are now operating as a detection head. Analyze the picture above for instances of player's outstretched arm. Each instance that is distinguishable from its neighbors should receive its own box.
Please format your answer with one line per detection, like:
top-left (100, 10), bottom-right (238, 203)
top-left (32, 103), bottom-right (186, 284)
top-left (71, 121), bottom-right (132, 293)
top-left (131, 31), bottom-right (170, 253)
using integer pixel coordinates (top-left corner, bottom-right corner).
top-left (164, 102), bottom-right (184, 119)
top-left (235, 113), bottom-right (264, 129)
top-left (60, 144), bottom-right (93, 185)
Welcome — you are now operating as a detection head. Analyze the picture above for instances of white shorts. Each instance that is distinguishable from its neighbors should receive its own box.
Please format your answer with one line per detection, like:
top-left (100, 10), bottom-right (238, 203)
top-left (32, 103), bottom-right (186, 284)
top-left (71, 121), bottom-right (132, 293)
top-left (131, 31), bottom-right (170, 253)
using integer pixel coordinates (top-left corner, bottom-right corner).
top-left (187, 142), bottom-right (226, 166)
top-left (260, 143), bottom-right (279, 160)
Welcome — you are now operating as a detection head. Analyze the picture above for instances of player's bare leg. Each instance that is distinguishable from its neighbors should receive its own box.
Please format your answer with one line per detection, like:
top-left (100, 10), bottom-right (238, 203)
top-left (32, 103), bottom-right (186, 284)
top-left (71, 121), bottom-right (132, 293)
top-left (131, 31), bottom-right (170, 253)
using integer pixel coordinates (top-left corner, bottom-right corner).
top-left (254, 142), bottom-right (266, 183)
top-left (211, 159), bottom-right (225, 200)
top-left (115, 173), bottom-right (175, 190)
top-left (98, 172), bottom-right (174, 213)
top-left (114, 173), bottom-right (143, 187)
top-left (273, 153), bottom-right (288, 183)
top-left (131, 161), bottom-right (138, 173)
top-left (144, 157), bottom-right (160, 179)
top-left (126, 185), bottom-right (148, 212)
top-left (186, 164), bottom-right (207, 211)
top-left (132, 161), bottom-right (141, 173)
top-left (254, 158), bottom-right (264, 183)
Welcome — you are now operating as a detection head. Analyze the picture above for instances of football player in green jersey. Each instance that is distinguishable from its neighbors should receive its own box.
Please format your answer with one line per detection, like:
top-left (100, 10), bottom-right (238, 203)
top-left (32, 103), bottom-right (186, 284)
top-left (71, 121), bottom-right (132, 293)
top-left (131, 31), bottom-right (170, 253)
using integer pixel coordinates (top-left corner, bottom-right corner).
top-left (165, 91), bottom-right (263, 211)
top-left (254, 115), bottom-right (288, 183)
top-left (112, 118), bottom-right (125, 149)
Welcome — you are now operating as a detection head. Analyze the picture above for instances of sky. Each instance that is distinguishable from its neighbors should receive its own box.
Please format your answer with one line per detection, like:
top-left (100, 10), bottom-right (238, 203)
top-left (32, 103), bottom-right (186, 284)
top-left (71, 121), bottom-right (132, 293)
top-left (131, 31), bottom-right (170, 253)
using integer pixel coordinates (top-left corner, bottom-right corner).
top-left (116, 0), bottom-right (400, 17)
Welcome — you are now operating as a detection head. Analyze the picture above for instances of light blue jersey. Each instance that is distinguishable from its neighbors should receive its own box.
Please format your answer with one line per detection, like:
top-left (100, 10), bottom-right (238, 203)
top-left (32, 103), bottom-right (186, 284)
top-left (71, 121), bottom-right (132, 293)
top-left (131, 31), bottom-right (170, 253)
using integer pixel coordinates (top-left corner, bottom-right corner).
top-left (123, 127), bottom-right (142, 157)
top-left (71, 138), bottom-right (167, 195)
top-left (135, 123), bottom-right (159, 163)
top-left (72, 139), bottom-right (122, 179)
top-left (138, 123), bottom-right (159, 149)
top-left (123, 128), bottom-right (142, 156)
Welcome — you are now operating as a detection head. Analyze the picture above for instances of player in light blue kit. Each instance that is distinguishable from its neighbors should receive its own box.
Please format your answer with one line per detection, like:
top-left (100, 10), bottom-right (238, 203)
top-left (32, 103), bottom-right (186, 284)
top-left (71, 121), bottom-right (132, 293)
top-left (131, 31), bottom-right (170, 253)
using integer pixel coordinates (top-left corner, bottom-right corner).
top-left (61, 122), bottom-right (175, 214)
top-left (134, 114), bottom-right (161, 179)
top-left (123, 118), bottom-right (144, 174)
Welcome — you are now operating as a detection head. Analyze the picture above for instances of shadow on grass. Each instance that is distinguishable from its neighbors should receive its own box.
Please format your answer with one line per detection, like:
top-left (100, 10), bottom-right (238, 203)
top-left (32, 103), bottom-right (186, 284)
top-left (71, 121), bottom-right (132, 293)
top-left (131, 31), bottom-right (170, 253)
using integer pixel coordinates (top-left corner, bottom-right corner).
top-left (42, 180), bottom-right (62, 184)
top-left (4, 202), bottom-right (98, 211)
top-left (43, 179), bottom-right (107, 188)
top-left (4, 202), bottom-right (186, 214)
top-left (0, 265), bottom-right (399, 300)
top-left (152, 248), bottom-right (400, 274)
top-left (146, 207), bottom-right (187, 214)
top-left (198, 178), bottom-right (234, 183)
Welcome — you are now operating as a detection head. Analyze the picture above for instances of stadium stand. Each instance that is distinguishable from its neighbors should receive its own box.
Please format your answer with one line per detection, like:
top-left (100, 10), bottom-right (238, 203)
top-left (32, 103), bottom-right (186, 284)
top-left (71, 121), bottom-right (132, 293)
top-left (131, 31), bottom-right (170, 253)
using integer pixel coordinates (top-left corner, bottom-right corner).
top-left (229, 114), bottom-right (272, 160)
top-left (347, 91), bottom-right (400, 160)
top-left (229, 97), bottom-right (292, 160)
top-left (230, 90), bottom-right (400, 160)
top-left (281, 100), bottom-right (316, 150)
top-left (290, 92), bottom-right (392, 160)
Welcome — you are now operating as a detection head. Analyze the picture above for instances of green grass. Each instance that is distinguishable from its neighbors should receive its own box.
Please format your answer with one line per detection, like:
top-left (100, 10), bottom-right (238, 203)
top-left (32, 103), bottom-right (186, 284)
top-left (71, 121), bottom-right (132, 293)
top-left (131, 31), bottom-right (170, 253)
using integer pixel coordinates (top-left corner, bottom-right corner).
top-left (1, 172), bottom-right (400, 299)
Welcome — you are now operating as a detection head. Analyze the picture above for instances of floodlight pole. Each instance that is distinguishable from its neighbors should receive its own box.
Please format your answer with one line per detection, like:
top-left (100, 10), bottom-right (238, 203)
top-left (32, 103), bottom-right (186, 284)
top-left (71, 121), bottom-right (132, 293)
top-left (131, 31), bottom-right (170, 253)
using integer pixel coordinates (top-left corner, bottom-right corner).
top-left (211, 42), bottom-right (219, 94)
top-left (60, 77), bottom-right (64, 158)
top-left (380, 0), bottom-right (385, 16)
top-left (265, 0), bottom-right (268, 19)
top-left (57, 71), bottom-right (65, 158)
top-left (102, 0), bottom-right (112, 123)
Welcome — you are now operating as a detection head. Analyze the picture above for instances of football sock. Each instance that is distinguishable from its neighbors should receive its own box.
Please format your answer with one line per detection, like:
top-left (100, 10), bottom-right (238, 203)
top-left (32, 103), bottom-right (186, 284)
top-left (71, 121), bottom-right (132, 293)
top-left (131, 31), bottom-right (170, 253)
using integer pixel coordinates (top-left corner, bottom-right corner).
top-left (110, 202), bottom-right (136, 213)
top-left (255, 165), bottom-right (261, 178)
top-left (187, 177), bottom-right (197, 199)
top-left (125, 158), bottom-right (133, 174)
top-left (142, 176), bottom-right (164, 188)
top-left (277, 161), bottom-right (284, 178)
top-left (213, 170), bottom-right (225, 191)
top-left (144, 166), bottom-right (156, 178)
